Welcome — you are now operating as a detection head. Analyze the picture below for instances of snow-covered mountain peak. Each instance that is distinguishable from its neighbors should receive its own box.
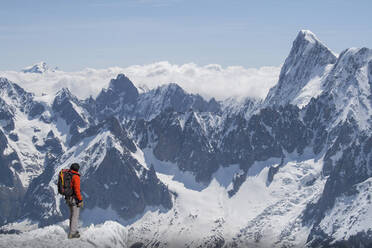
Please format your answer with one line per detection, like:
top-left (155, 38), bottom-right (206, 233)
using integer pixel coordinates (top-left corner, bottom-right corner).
top-left (320, 46), bottom-right (372, 129)
top-left (295, 30), bottom-right (335, 55)
top-left (298, 29), bottom-right (320, 44)
top-left (334, 47), bottom-right (371, 69)
top-left (0, 77), bottom-right (39, 114)
top-left (54, 88), bottom-right (74, 102)
top-left (94, 74), bottom-right (140, 118)
top-left (265, 30), bottom-right (337, 107)
top-left (21, 62), bottom-right (55, 74)
top-left (108, 73), bottom-right (138, 94)
top-left (326, 47), bottom-right (372, 93)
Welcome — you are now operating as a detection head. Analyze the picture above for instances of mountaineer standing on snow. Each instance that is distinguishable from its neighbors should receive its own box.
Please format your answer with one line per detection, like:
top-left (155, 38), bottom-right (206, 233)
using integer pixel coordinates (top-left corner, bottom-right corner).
top-left (57, 163), bottom-right (83, 239)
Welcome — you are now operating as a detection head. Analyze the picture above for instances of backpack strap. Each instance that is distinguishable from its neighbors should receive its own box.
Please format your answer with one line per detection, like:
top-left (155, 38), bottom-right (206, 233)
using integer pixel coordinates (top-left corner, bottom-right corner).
top-left (69, 170), bottom-right (80, 177)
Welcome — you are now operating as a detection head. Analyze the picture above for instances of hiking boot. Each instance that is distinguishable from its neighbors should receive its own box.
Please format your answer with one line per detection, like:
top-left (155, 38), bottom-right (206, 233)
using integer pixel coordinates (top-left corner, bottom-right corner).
top-left (68, 232), bottom-right (80, 239)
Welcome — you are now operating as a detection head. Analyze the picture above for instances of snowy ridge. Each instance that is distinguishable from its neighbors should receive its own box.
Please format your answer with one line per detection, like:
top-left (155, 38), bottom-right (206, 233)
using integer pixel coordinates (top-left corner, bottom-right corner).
top-left (21, 62), bottom-right (56, 74)
top-left (322, 47), bottom-right (372, 130)
top-left (0, 78), bottom-right (58, 188)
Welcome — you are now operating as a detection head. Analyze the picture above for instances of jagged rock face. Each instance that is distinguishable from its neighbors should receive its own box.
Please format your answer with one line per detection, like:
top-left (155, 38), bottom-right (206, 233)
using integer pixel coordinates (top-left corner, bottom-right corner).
top-left (129, 104), bottom-right (311, 186)
top-left (135, 110), bottom-right (220, 183)
top-left (83, 148), bottom-right (172, 219)
top-left (135, 84), bottom-right (220, 120)
top-left (220, 105), bottom-right (310, 165)
top-left (302, 123), bottom-right (372, 247)
top-left (0, 98), bottom-right (15, 132)
top-left (0, 131), bottom-right (15, 188)
top-left (95, 76), bottom-right (221, 121)
top-left (52, 88), bottom-right (88, 136)
top-left (0, 130), bottom-right (24, 225)
top-left (95, 74), bottom-right (139, 119)
top-left (218, 105), bottom-right (312, 195)
top-left (0, 77), bottom-right (45, 122)
top-left (175, 112), bottom-right (219, 181)
top-left (69, 117), bottom-right (136, 151)
top-left (303, 93), bottom-right (334, 155)
top-left (34, 131), bottom-right (63, 155)
top-left (150, 111), bottom-right (185, 162)
top-left (0, 79), bottom-right (49, 224)
top-left (21, 153), bottom-right (59, 226)
top-left (0, 130), bottom-right (24, 188)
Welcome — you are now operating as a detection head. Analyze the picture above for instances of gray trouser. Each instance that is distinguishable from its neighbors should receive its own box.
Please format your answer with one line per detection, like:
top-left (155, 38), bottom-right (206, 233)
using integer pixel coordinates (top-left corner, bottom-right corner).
top-left (67, 198), bottom-right (80, 235)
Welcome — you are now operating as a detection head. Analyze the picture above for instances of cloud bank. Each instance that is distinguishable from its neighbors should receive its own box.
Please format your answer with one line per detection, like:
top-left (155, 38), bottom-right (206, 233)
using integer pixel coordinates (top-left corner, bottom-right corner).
top-left (0, 61), bottom-right (280, 102)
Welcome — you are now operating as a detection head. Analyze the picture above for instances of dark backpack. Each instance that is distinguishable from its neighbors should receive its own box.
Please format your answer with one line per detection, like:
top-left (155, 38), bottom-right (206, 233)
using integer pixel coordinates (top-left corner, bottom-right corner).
top-left (57, 169), bottom-right (74, 197)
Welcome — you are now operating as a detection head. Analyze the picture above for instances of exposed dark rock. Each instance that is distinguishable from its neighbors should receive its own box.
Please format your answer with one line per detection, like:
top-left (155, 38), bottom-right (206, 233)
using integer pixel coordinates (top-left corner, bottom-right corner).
top-left (29, 102), bottom-right (45, 118)
top-left (52, 88), bottom-right (87, 127)
top-left (0, 130), bottom-right (25, 225)
top-left (95, 74), bottom-right (139, 119)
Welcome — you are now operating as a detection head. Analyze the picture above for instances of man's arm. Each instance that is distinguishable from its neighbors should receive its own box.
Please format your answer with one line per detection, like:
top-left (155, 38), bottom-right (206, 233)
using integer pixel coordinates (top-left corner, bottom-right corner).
top-left (72, 175), bottom-right (83, 203)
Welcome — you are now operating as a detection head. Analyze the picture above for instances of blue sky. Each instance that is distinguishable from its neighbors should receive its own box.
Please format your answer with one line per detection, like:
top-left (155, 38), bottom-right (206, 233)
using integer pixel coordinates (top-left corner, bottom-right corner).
top-left (1, 0), bottom-right (371, 71)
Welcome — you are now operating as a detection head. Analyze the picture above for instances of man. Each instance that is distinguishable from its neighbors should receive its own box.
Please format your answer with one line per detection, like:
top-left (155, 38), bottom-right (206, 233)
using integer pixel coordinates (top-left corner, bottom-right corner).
top-left (66, 163), bottom-right (83, 239)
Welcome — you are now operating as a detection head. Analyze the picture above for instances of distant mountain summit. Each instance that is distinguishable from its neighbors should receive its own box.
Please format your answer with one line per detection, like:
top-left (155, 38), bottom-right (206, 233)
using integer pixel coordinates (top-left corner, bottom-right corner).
top-left (21, 62), bottom-right (57, 73)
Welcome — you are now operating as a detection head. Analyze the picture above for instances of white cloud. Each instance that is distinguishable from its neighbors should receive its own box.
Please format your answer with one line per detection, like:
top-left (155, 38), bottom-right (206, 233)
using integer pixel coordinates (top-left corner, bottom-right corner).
top-left (0, 61), bottom-right (280, 102)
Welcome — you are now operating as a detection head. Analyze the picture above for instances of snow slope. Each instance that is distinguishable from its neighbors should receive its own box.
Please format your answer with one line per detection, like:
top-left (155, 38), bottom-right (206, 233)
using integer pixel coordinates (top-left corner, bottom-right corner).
top-left (0, 221), bottom-right (128, 248)
top-left (319, 177), bottom-right (372, 243)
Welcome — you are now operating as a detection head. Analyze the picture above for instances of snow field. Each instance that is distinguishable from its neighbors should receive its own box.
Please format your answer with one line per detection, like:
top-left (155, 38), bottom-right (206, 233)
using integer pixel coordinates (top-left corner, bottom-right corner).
top-left (0, 221), bottom-right (128, 248)
top-left (125, 149), bottom-right (327, 247)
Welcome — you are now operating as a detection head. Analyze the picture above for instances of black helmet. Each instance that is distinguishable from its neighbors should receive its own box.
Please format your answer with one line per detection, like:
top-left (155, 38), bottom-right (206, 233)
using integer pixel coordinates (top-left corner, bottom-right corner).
top-left (70, 163), bottom-right (80, 172)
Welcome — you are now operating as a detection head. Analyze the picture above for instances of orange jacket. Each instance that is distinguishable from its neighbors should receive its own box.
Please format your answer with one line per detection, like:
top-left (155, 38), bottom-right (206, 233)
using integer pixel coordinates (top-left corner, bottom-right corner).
top-left (70, 170), bottom-right (83, 201)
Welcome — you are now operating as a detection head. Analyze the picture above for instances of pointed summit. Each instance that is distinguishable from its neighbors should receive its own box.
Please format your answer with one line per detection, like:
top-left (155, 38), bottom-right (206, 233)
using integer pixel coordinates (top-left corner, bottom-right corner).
top-left (297, 30), bottom-right (320, 44)
top-left (292, 30), bottom-right (337, 57)
top-left (53, 87), bottom-right (80, 112)
top-left (95, 74), bottom-right (139, 116)
top-left (55, 87), bottom-right (73, 100)
top-left (108, 74), bottom-right (138, 96)
top-left (21, 62), bottom-right (55, 74)
top-left (265, 30), bottom-right (337, 107)
top-left (290, 30), bottom-right (337, 62)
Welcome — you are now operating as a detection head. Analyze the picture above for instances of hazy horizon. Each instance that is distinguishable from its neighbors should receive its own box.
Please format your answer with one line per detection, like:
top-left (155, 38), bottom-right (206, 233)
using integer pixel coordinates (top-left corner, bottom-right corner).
top-left (1, 0), bottom-right (371, 71)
